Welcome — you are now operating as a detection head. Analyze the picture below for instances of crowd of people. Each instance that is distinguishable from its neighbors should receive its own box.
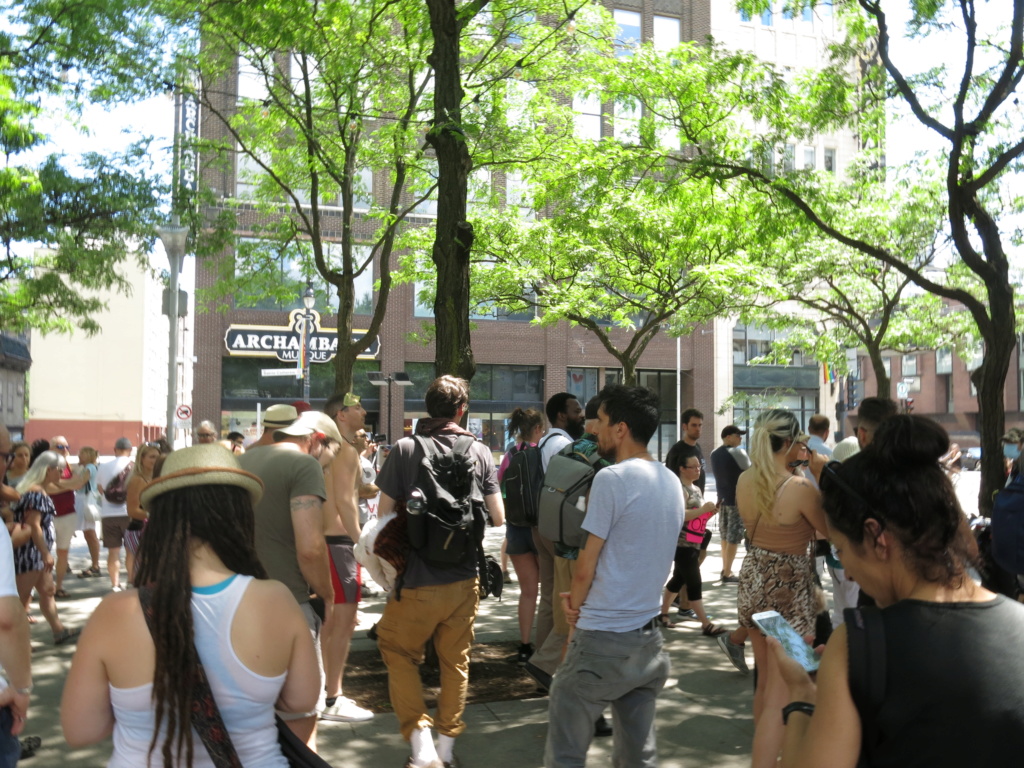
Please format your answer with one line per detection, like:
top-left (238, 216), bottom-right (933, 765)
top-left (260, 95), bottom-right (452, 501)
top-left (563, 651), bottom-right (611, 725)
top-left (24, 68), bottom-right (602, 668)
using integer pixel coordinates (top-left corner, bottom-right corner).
top-left (1, 381), bottom-right (1023, 768)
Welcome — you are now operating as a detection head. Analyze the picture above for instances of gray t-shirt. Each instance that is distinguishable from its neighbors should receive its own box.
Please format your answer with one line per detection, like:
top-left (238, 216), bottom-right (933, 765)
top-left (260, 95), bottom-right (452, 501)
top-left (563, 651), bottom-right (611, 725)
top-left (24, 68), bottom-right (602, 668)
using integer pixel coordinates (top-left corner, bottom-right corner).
top-left (578, 458), bottom-right (685, 632)
top-left (238, 445), bottom-right (327, 605)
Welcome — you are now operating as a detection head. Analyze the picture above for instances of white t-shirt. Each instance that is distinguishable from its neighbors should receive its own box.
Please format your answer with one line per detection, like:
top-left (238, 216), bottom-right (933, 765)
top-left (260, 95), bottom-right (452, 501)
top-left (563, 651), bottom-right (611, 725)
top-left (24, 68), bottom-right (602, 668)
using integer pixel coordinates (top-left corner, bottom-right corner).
top-left (97, 455), bottom-right (132, 518)
top-left (539, 428), bottom-right (573, 471)
top-left (578, 458), bottom-right (685, 632)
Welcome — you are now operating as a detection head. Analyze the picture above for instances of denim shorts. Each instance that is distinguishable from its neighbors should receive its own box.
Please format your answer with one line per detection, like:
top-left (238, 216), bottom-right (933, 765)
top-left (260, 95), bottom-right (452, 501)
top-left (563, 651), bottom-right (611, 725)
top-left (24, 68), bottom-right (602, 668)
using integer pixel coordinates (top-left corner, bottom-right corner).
top-left (505, 522), bottom-right (538, 556)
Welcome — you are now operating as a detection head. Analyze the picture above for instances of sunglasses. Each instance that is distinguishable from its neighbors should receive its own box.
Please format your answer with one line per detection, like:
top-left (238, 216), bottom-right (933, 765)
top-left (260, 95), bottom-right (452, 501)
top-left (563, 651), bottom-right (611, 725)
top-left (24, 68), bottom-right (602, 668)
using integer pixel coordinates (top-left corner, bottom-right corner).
top-left (55, 444), bottom-right (69, 450)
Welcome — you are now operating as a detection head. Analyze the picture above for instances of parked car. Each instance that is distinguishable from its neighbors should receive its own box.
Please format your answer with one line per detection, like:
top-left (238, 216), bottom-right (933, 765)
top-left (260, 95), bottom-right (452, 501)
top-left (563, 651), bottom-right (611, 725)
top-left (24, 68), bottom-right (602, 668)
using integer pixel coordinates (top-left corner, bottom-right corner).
top-left (962, 446), bottom-right (982, 471)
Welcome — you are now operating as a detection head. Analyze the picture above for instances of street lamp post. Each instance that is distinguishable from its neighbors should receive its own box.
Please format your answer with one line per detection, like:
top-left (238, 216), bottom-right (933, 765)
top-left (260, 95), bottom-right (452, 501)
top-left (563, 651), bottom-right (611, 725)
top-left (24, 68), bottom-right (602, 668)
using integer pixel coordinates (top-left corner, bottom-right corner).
top-left (366, 371), bottom-right (413, 440)
top-left (302, 281), bottom-right (316, 402)
top-left (158, 216), bottom-right (189, 446)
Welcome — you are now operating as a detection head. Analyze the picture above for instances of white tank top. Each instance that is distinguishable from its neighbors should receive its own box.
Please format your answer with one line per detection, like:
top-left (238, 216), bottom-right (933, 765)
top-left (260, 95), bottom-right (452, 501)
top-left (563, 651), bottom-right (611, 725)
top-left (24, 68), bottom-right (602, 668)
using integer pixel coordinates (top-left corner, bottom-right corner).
top-left (108, 574), bottom-right (289, 767)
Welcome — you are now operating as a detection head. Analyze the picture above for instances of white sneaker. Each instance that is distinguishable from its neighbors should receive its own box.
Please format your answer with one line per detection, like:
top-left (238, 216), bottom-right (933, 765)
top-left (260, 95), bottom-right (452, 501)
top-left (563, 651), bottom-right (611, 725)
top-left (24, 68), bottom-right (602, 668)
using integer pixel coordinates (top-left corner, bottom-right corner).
top-left (319, 696), bottom-right (374, 722)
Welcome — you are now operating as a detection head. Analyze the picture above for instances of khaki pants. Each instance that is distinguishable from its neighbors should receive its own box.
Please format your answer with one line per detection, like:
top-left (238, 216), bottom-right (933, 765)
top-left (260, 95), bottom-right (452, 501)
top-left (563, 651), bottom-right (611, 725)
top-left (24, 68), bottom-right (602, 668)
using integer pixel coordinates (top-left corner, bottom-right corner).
top-left (377, 578), bottom-right (479, 741)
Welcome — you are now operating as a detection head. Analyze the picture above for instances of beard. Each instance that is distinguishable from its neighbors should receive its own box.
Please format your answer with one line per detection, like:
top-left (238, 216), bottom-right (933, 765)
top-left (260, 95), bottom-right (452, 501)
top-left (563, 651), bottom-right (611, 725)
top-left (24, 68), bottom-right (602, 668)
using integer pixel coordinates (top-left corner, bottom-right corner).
top-left (596, 441), bottom-right (615, 461)
top-left (566, 418), bottom-right (586, 440)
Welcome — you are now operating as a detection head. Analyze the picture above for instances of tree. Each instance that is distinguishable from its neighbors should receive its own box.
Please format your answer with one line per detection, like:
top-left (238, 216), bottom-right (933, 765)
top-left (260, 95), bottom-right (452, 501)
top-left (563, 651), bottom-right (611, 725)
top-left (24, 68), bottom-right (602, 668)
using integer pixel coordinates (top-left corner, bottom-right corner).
top-left (422, 0), bottom-right (604, 380)
top-left (469, 139), bottom-right (763, 385)
top-left (628, 1), bottom-right (1022, 511)
top-left (173, 0), bottom-right (437, 395)
top-left (0, 1), bottom-right (168, 334)
top-left (741, 153), bottom-right (968, 397)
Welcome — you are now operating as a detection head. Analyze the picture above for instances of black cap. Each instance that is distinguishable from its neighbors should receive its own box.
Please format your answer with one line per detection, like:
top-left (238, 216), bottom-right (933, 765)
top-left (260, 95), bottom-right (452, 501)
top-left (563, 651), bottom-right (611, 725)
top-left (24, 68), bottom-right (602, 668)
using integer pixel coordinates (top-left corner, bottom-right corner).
top-left (721, 425), bottom-right (747, 440)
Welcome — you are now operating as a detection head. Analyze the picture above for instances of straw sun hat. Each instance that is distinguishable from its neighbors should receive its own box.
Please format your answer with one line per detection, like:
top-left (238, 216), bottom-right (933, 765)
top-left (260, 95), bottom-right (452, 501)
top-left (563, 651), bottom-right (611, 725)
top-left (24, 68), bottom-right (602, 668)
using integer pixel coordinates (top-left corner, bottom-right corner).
top-left (140, 444), bottom-right (264, 509)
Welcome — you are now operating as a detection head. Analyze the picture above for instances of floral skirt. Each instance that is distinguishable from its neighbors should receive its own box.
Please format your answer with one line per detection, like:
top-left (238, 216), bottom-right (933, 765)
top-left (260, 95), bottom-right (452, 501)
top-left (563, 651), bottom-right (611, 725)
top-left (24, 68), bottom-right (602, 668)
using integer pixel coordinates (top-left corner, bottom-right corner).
top-left (737, 544), bottom-right (818, 636)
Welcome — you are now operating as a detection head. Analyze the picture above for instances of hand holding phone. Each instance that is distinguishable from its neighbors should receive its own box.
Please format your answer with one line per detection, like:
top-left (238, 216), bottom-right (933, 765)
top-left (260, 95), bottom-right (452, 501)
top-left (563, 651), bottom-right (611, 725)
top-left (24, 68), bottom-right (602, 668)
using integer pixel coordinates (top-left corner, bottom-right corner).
top-left (752, 610), bottom-right (820, 672)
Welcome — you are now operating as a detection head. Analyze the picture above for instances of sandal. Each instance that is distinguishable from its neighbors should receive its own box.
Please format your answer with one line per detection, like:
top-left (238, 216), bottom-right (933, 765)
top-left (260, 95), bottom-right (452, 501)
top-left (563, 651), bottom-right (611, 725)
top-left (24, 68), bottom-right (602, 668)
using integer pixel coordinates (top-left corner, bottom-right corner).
top-left (77, 566), bottom-right (101, 578)
top-left (702, 622), bottom-right (729, 637)
top-left (53, 627), bottom-right (81, 646)
top-left (54, 588), bottom-right (71, 599)
top-left (658, 614), bottom-right (677, 629)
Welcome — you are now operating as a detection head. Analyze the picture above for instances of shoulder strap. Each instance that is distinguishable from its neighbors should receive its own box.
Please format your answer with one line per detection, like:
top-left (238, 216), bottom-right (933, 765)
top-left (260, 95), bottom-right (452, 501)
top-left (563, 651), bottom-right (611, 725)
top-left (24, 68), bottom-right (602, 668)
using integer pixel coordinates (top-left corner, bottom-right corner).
top-left (137, 587), bottom-right (244, 768)
top-left (844, 605), bottom-right (886, 764)
top-left (538, 433), bottom-right (558, 451)
top-left (414, 434), bottom-right (438, 459)
top-left (453, 434), bottom-right (476, 457)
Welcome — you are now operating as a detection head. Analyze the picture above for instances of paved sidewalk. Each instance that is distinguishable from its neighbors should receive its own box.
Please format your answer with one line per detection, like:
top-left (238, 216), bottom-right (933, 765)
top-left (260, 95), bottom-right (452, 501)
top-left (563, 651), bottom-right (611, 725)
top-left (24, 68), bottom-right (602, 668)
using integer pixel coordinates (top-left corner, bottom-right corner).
top-left (26, 526), bottom-right (756, 767)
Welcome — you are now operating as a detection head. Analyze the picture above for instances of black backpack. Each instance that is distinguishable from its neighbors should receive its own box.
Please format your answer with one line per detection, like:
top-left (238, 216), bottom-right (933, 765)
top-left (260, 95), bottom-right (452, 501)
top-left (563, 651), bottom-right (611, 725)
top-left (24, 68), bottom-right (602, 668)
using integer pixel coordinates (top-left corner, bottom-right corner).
top-left (103, 461), bottom-right (134, 504)
top-left (406, 435), bottom-right (487, 570)
top-left (991, 473), bottom-right (1024, 575)
top-left (502, 435), bottom-right (555, 527)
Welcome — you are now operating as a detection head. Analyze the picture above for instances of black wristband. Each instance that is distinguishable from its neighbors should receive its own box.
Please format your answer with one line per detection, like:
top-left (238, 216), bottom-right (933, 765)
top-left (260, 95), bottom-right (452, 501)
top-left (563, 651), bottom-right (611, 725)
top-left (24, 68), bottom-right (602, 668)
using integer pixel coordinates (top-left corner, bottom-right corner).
top-left (782, 701), bottom-right (816, 725)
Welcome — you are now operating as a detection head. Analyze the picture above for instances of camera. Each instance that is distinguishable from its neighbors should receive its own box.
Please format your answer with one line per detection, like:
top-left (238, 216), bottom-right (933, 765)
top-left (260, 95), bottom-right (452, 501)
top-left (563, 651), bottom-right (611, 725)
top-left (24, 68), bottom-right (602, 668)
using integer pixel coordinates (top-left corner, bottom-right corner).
top-left (369, 433), bottom-right (387, 444)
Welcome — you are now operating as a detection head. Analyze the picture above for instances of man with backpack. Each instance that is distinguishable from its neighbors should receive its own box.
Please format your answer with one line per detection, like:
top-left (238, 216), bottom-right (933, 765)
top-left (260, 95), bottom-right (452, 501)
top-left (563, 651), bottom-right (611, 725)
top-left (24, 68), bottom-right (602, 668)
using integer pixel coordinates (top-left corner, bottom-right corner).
top-left (530, 393), bottom-right (585, 686)
top-left (545, 385), bottom-right (684, 768)
top-left (373, 375), bottom-right (504, 768)
top-left (95, 437), bottom-right (134, 592)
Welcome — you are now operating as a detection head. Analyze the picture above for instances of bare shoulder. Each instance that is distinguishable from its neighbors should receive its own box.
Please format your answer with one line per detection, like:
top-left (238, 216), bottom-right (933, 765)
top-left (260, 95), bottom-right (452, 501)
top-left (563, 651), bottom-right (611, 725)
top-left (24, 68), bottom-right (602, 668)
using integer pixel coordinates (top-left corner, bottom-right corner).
top-left (239, 579), bottom-right (306, 629)
top-left (330, 441), bottom-right (360, 472)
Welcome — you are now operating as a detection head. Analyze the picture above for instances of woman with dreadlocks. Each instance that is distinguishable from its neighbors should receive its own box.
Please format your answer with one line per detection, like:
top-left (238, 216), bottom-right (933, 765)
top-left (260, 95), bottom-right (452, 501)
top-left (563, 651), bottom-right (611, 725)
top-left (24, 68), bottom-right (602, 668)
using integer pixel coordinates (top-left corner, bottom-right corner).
top-left (61, 445), bottom-right (319, 766)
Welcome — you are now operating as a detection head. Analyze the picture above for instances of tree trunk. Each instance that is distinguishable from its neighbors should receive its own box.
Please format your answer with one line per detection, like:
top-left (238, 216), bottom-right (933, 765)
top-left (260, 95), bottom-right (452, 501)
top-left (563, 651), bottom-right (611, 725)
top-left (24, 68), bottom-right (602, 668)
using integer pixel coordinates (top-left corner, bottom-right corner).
top-left (973, 296), bottom-right (1015, 516)
top-left (866, 346), bottom-right (890, 400)
top-left (425, 0), bottom-right (475, 382)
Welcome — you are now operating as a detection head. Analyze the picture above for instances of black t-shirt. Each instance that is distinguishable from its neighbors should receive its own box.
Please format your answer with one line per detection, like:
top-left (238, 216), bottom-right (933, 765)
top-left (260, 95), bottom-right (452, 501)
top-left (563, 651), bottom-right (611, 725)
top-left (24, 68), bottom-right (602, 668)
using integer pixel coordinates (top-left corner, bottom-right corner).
top-left (858, 596), bottom-right (1024, 767)
top-left (709, 445), bottom-right (742, 506)
top-left (665, 440), bottom-right (705, 493)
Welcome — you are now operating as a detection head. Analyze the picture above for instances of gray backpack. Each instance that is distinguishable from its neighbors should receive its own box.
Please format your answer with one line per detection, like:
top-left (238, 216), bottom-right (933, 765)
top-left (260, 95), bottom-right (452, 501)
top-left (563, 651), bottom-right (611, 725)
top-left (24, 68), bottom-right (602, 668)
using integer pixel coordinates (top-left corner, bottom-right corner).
top-left (537, 447), bottom-right (602, 548)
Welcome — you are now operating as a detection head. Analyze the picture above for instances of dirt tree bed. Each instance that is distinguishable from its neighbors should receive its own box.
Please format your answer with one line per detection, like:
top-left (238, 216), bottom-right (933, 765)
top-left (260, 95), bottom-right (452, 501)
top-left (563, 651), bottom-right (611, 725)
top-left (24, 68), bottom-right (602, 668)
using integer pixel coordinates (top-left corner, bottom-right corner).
top-left (342, 640), bottom-right (547, 713)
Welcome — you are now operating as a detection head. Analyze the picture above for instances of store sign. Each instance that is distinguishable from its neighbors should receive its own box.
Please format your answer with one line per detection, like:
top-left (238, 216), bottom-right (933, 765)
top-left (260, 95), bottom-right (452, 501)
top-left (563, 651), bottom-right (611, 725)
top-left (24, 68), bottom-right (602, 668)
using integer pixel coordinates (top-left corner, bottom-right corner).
top-left (224, 309), bottom-right (379, 363)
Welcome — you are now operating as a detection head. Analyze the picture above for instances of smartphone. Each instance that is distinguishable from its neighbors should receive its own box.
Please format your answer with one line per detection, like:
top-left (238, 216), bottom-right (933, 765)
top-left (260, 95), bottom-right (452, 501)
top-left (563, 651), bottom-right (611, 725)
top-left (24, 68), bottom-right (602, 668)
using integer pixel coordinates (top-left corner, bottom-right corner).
top-left (751, 610), bottom-right (820, 672)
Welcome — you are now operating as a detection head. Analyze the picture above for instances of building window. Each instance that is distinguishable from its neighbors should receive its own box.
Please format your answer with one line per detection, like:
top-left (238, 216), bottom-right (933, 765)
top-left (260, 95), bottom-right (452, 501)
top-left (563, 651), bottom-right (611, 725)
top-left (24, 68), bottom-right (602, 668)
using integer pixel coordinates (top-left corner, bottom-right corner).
top-left (782, 144), bottom-right (796, 172)
top-left (944, 374), bottom-right (954, 413)
top-left (824, 147), bottom-right (836, 172)
top-left (567, 368), bottom-right (601, 403)
top-left (573, 94), bottom-right (603, 141)
top-left (936, 347), bottom-right (953, 375)
top-left (411, 159), bottom-right (438, 216)
top-left (740, 8), bottom-right (752, 22)
top-left (803, 147), bottom-right (816, 169)
top-left (614, 99), bottom-right (641, 143)
top-left (902, 354), bottom-right (918, 377)
top-left (237, 57), bottom-right (269, 102)
top-left (652, 16), bottom-right (681, 51)
top-left (505, 171), bottom-right (534, 218)
top-left (761, 7), bottom-right (774, 25)
top-left (221, 358), bottom-right (380, 403)
top-left (802, 4), bottom-right (814, 22)
top-left (613, 9), bottom-right (642, 58)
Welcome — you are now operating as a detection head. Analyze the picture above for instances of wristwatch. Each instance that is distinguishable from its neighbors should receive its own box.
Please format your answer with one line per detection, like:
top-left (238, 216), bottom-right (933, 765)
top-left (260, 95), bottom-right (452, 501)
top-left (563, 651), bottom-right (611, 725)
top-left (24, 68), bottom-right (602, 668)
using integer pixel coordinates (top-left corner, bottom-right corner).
top-left (782, 700), bottom-right (815, 725)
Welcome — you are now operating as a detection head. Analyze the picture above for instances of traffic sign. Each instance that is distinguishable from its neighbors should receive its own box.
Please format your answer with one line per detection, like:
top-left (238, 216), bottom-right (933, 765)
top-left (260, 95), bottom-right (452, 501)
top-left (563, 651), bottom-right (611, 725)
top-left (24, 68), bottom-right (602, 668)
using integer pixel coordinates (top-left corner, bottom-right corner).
top-left (261, 368), bottom-right (302, 378)
top-left (176, 404), bottom-right (193, 420)
top-left (896, 382), bottom-right (909, 399)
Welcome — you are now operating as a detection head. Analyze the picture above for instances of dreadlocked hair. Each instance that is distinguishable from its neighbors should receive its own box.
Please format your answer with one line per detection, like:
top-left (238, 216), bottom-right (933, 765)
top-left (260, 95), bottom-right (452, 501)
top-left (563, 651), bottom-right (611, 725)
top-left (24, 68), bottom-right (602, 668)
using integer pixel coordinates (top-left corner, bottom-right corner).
top-left (748, 409), bottom-right (801, 523)
top-left (133, 484), bottom-right (267, 767)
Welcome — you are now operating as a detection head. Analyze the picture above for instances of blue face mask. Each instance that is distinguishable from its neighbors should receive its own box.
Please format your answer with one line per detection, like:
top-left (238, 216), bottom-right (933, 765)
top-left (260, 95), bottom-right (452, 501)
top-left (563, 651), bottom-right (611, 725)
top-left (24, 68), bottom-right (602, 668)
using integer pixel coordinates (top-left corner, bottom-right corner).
top-left (1004, 443), bottom-right (1021, 460)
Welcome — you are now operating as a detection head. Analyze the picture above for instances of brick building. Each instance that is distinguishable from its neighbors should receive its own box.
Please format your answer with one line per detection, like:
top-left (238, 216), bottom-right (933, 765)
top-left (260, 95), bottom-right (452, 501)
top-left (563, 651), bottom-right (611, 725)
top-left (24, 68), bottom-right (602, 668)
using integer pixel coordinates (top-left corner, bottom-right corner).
top-left (191, 1), bottom-right (849, 456)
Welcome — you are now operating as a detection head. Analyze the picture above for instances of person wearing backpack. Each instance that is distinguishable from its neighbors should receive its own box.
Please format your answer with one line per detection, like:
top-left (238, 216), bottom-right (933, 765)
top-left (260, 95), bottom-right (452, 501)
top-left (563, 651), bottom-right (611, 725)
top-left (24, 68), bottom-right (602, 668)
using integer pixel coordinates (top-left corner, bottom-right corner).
top-left (95, 438), bottom-right (134, 592)
top-left (545, 385), bottom-right (684, 768)
top-left (373, 376), bottom-right (504, 768)
top-left (529, 393), bottom-right (585, 687)
top-left (496, 407), bottom-right (546, 665)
